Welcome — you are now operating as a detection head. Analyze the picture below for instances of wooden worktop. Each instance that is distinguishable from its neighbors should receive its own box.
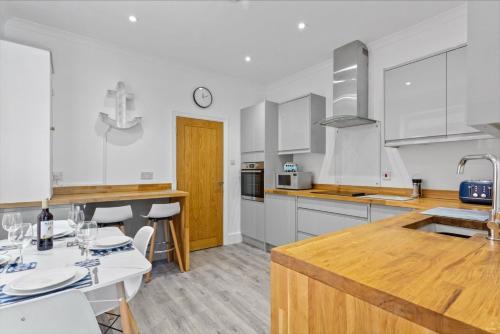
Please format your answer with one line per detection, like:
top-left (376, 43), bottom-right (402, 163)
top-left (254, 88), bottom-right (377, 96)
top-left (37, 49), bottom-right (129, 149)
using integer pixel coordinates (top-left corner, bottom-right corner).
top-left (0, 183), bottom-right (188, 209)
top-left (266, 184), bottom-right (491, 211)
top-left (271, 211), bottom-right (500, 333)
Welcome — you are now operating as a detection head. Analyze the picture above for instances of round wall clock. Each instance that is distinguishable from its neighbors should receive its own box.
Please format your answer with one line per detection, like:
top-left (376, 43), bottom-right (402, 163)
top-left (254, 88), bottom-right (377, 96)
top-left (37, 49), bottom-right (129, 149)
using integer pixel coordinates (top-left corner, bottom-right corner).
top-left (193, 87), bottom-right (213, 108)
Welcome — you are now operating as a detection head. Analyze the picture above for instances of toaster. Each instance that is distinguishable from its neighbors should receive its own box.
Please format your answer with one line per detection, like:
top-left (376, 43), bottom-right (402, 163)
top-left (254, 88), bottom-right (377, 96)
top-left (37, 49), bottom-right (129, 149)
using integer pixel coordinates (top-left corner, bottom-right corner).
top-left (459, 180), bottom-right (493, 205)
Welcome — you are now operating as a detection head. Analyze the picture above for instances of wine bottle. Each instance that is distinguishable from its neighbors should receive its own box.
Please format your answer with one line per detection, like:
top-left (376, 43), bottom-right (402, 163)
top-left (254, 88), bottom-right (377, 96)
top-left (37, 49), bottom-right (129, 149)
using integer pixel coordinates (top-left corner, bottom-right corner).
top-left (37, 198), bottom-right (54, 251)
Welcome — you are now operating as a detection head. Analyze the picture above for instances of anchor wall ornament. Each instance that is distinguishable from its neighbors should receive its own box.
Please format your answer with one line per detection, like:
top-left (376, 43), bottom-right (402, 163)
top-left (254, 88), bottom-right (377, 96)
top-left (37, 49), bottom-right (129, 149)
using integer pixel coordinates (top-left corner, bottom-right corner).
top-left (99, 81), bottom-right (142, 129)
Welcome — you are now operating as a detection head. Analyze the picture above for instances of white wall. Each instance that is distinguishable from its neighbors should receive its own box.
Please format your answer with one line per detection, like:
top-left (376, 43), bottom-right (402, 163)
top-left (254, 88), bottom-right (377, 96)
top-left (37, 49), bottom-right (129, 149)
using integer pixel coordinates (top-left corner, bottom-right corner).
top-left (266, 4), bottom-right (500, 191)
top-left (0, 5), bottom-right (7, 38)
top-left (4, 18), bottom-right (264, 244)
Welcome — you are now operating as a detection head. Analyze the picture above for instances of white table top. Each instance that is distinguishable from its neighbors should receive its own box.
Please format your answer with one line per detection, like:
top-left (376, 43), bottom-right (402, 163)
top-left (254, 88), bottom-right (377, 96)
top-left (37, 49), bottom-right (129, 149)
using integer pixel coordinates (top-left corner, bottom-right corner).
top-left (0, 227), bottom-right (151, 304)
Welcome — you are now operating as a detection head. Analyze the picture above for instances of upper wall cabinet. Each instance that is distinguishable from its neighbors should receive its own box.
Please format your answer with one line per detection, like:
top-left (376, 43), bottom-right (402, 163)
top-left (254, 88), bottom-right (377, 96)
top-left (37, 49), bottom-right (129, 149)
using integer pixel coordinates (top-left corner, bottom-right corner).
top-left (241, 102), bottom-right (266, 155)
top-left (447, 47), bottom-right (479, 136)
top-left (278, 94), bottom-right (325, 155)
top-left (466, 1), bottom-right (500, 137)
top-left (0, 40), bottom-right (52, 203)
top-left (385, 53), bottom-right (447, 142)
top-left (384, 46), bottom-right (488, 147)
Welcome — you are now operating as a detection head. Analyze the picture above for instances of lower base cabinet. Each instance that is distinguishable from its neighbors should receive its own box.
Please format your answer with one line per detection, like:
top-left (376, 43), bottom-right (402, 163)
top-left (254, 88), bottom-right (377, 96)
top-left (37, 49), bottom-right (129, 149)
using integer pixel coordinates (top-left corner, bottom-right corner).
top-left (297, 197), bottom-right (368, 237)
top-left (370, 204), bottom-right (413, 222)
top-left (265, 194), bottom-right (296, 247)
top-left (297, 208), bottom-right (367, 236)
top-left (241, 199), bottom-right (265, 243)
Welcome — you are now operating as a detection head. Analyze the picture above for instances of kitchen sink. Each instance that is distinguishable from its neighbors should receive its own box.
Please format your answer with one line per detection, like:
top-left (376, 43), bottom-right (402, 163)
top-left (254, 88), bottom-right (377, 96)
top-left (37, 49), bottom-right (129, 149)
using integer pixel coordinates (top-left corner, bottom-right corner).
top-left (403, 216), bottom-right (488, 239)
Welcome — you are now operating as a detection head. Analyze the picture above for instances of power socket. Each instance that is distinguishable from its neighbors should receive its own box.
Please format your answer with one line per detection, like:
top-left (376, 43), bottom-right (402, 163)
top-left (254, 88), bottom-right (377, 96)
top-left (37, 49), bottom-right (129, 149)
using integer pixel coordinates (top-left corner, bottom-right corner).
top-left (141, 171), bottom-right (154, 180)
top-left (52, 171), bottom-right (63, 184)
top-left (382, 171), bottom-right (391, 181)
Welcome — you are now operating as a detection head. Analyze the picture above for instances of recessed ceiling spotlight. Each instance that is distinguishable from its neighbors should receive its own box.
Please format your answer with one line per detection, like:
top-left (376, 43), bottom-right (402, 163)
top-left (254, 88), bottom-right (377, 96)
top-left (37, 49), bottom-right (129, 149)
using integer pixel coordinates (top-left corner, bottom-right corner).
top-left (128, 15), bottom-right (137, 23)
top-left (245, 56), bottom-right (251, 62)
top-left (405, 81), bottom-right (412, 86)
top-left (298, 22), bottom-right (307, 30)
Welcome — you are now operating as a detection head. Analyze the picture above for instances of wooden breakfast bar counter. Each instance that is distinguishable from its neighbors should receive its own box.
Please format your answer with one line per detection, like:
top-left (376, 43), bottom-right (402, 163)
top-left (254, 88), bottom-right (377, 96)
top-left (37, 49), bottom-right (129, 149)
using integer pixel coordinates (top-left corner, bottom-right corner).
top-left (0, 183), bottom-right (191, 271)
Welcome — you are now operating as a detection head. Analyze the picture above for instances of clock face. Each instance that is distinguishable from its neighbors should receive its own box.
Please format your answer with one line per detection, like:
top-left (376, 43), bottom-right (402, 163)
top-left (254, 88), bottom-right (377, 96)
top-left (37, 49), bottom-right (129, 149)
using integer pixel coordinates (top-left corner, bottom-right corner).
top-left (193, 87), bottom-right (213, 108)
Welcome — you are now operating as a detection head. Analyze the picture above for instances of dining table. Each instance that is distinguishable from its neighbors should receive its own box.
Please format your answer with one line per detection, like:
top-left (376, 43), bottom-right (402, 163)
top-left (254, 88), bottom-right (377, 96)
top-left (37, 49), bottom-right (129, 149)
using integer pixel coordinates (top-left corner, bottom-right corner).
top-left (0, 226), bottom-right (150, 334)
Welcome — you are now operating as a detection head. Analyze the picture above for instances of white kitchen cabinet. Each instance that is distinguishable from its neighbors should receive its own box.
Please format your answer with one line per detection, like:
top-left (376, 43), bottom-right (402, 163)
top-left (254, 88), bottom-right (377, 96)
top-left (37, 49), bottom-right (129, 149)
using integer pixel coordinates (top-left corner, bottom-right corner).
top-left (466, 1), bottom-right (500, 136)
top-left (278, 94), bottom-right (325, 155)
top-left (296, 197), bottom-right (368, 237)
top-left (241, 199), bottom-right (265, 244)
top-left (241, 102), bottom-right (265, 155)
top-left (0, 40), bottom-right (52, 203)
top-left (447, 47), bottom-right (479, 136)
top-left (297, 197), bottom-right (368, 218)
top-left (297, 231), bottom-right (315, 241)
top-left (370, 205), bottom-right (413, 223)
top-left (297, 208), bottom-right (367, 236)
top-left (265, 194), bottom-right (296, 247)
top-left (385, 53), bottom-right (447, 142)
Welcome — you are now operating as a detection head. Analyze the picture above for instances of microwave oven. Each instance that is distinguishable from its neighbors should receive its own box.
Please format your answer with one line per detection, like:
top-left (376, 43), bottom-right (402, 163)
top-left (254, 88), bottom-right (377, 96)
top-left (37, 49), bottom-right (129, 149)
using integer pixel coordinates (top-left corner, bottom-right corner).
top-left (276, 172), bottom-right (312, 190)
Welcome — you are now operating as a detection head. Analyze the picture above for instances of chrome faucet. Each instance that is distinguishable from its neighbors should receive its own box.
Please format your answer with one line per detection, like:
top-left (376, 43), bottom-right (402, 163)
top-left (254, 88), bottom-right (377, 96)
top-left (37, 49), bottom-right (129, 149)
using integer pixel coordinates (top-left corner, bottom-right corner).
top-left (457, 154), bottom-right (500, 241)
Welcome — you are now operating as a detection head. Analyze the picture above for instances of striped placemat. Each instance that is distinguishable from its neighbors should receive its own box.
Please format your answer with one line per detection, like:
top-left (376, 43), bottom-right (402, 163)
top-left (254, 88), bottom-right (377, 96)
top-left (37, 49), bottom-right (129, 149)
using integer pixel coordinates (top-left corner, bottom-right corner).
top-left (90, 243), bottom-right (135, 257)
top-left (0, 273), bottom-right (92, 306)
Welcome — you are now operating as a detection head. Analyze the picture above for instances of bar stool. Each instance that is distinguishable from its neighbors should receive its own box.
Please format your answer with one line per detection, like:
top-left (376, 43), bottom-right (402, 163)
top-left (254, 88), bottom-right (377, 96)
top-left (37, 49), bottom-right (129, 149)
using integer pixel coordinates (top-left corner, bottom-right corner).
top-left (142, 203), bottom-right (183, 282)
top-left (91, 205), bottom-right (133, 233)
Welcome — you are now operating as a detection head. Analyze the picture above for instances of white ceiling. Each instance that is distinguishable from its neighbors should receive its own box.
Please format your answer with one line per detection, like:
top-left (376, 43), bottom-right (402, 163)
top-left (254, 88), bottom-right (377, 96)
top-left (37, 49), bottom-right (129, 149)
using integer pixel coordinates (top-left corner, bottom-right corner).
top-left (2, 1), bottom-right (463, 84)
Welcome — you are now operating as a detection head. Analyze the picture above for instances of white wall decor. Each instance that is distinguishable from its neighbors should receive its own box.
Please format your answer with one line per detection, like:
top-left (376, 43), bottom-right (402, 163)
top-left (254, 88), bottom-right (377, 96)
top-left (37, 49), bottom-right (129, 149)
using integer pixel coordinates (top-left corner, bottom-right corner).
top-left (100, 81), bottom-right (142, 129)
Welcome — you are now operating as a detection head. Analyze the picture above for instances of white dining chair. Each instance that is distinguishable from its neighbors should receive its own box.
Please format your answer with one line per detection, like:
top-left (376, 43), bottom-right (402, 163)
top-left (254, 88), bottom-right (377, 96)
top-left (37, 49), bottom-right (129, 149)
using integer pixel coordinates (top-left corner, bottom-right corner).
top-left (133, 225), bottom-right (154, 256)
top-left (87, 226), bottom-right (154, 319)
top-left (0, 289), bottom-right (101, 334)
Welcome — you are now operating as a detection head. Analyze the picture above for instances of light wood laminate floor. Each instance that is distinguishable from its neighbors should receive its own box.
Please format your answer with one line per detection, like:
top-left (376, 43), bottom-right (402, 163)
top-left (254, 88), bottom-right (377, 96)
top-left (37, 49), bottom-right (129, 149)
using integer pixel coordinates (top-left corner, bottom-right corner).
top-left (99, 243), bottom-right (270, 334)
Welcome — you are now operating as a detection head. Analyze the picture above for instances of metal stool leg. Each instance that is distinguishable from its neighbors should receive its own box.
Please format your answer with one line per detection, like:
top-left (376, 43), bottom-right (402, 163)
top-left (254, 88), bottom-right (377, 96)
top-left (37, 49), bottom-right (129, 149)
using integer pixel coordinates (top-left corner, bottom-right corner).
top-left (168, 219), bottom-right (185, 272)
top-left (145, 220), bottom-right (157, 283)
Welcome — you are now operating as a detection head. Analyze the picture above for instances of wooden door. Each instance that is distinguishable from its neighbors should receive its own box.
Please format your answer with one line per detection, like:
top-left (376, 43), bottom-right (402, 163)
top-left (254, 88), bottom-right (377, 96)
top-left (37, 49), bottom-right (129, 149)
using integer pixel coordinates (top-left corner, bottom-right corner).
top-left (176, 117), bottom-right (223, 250)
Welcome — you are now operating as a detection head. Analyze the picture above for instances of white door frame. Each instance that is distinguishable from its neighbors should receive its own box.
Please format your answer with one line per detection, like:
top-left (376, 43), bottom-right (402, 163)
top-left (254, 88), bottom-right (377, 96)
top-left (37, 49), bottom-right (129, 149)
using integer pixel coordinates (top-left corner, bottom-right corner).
top-left (171, 111), bottom-right (230, 246)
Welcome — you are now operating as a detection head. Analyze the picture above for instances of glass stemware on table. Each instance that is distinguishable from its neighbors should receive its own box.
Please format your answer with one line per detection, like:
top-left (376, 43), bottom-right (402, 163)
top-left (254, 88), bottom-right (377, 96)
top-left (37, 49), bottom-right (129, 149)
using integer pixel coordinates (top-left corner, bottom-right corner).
top-left (8, 223), bottom-right (31, 264)
top-left (67, 204), bottom-right (85, 245)
top-left (77, 221), bottom-right (98, 260)
top-left (2, 212), bottom-right (30, 264)
top-left (2, 212), bottom-right (22, 234)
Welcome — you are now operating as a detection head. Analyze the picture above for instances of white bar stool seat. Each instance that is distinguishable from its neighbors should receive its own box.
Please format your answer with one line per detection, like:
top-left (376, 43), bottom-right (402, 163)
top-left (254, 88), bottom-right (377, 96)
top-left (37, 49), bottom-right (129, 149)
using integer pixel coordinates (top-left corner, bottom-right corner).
top-left (91, 205), bottom-right (133, 233)
top-left (142, 203), bottom-right (183, 282)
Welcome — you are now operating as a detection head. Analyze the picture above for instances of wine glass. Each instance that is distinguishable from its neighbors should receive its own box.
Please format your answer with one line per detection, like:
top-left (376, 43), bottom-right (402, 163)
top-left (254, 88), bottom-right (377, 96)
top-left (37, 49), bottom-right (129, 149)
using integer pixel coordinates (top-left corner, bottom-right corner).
top-left (8, 223), bottom-right (31, 264)
top-left (2, 212), bottom-right (22, 233)
top-left (77, 221), bottom-right (98, 260)
top-left (68, 205), bottom-right (85, 244)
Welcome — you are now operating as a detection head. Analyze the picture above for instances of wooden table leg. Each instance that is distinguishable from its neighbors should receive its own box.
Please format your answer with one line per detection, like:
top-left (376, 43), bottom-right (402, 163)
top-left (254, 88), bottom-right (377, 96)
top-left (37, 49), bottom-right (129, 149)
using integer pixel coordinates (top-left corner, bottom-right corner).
top-left (175, 196), bottom-right (190, 271)
top-left (117, 281), bottom-right (139, 334)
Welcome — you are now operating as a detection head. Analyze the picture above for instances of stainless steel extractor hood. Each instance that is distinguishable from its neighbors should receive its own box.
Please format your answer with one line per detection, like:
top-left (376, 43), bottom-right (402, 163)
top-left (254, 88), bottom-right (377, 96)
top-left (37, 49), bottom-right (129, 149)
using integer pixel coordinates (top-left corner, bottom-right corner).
top-left (319, 40), bottom-right (376, 128)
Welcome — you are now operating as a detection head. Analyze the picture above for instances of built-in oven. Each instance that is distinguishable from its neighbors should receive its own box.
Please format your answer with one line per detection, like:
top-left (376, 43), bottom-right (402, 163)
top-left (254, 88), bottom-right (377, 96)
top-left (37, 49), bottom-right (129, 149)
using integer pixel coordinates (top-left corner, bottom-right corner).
top-left (241, 162), bottom-right (264, 202)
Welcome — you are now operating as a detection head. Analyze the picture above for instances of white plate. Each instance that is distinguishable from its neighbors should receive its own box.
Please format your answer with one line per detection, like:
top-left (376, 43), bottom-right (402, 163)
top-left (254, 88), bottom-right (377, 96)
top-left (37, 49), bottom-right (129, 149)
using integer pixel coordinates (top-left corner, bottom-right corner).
top-left (0, 254), bottom-right (10, 266)
top-left (9, 267), bottom-right (76, 292)
top-left (92, 236), bottom-right (132, 249)
top-left (3, 267), bottom-right (88, 296)
top-left (28, 220), bottom-right (74, 240)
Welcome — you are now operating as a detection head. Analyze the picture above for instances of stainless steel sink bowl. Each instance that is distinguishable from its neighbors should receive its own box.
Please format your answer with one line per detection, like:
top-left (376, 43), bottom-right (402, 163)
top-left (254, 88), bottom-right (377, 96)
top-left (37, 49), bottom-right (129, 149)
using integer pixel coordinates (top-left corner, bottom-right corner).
top-left (403, 216), bottom-right (488, 239)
